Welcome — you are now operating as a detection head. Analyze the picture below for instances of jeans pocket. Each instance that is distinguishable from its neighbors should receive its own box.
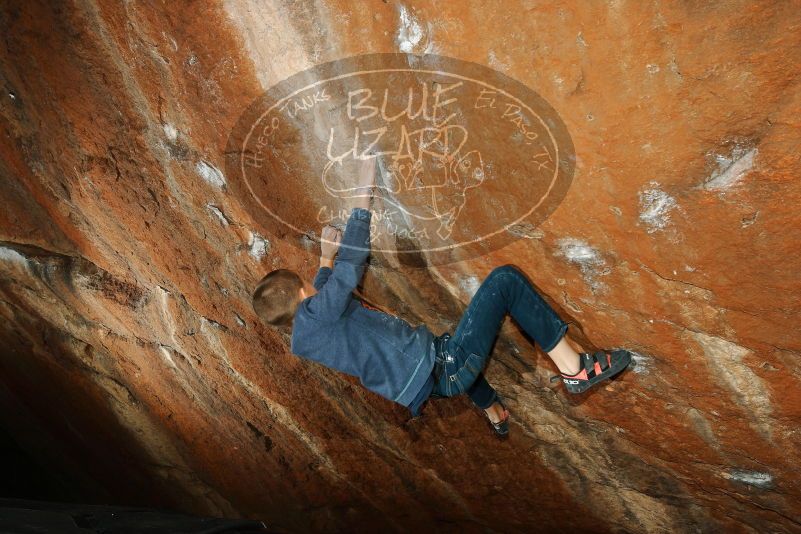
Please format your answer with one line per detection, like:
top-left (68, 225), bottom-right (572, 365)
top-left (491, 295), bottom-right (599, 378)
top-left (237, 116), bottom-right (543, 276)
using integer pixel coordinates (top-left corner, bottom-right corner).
top-left (448, 352), bottom-right (483, 395)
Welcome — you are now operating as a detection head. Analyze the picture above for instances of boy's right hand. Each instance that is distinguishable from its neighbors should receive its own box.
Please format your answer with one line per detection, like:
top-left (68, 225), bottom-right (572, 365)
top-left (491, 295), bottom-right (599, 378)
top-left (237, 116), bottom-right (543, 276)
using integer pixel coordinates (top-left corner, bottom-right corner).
top-left (320, 225), bottom-right (342, 259)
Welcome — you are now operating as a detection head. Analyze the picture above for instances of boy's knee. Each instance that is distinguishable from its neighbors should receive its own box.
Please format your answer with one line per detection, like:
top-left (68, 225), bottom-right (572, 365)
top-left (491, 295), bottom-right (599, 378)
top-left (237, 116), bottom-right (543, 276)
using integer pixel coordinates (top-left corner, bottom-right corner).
top-left (489, 264), bottom-right (520, 280)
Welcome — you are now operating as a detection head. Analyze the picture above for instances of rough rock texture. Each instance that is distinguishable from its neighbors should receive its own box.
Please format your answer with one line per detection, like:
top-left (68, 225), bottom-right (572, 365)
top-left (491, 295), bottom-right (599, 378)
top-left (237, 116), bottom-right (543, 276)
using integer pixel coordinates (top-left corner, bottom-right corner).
top-left (1, 1), bottom-right (800, 532)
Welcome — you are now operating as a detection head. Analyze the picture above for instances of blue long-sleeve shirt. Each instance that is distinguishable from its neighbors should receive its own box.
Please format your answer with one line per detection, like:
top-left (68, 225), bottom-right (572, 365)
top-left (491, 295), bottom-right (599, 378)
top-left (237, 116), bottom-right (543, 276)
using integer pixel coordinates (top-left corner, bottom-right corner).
top-left (290, 208), bottom-right (436, 413)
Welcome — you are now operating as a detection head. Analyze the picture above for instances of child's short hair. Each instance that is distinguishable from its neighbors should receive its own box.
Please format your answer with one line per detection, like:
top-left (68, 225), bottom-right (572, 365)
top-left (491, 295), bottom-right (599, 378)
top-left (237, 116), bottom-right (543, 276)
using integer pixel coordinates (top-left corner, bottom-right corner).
top-left (252, 269), bottom-right (304, 327)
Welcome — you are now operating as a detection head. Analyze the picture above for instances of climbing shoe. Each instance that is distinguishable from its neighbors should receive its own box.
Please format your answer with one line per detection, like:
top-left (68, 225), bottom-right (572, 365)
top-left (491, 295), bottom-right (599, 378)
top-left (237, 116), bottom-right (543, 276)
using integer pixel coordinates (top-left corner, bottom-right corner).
top-left (560, 349), bottom-right (632, 394)
top-left (480, 396), bottom-right (511, 439)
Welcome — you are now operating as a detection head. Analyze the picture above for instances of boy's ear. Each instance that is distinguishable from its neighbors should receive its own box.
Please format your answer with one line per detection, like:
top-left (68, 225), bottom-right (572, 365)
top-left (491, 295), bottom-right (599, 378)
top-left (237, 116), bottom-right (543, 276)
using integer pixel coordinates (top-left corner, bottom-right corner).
top-left (299, 280), bottom-right (316, 300)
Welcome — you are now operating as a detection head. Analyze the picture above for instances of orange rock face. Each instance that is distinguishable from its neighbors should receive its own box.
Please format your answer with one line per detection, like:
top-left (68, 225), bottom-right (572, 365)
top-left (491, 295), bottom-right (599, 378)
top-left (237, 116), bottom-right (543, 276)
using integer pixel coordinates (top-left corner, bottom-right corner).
top-left (1, 1), bottom-right (800, 532)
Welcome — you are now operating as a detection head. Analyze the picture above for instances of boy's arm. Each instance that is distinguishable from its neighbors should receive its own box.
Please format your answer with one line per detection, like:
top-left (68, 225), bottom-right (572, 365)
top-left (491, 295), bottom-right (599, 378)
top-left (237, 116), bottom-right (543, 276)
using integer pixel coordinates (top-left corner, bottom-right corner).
top-left (306, 208), bottom-right (372, 320)
top-left (312, 259), bottom-right (334, 290)
top-left (306, 157), bottom-right (376, 320)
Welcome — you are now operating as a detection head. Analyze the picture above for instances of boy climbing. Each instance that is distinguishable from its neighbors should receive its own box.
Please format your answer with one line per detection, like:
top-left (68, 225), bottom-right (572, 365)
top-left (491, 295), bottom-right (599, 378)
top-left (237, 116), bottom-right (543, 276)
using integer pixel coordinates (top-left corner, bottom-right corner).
top-left (252, 157), bottom-right (631, 437)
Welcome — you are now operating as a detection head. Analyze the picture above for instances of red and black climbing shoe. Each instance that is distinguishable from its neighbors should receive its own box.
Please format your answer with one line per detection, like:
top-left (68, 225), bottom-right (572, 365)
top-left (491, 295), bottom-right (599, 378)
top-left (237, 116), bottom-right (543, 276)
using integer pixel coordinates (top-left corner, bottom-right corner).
top-left (560, 350), bottom-right (632, 394)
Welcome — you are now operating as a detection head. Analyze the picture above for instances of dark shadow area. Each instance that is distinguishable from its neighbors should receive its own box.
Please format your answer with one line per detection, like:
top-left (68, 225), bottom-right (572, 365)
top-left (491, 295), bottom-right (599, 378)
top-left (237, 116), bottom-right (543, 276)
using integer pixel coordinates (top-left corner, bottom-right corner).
top-left (0, 426), bottom-right (72, 501)
top-left (0, 499), bottom-right (270, 533)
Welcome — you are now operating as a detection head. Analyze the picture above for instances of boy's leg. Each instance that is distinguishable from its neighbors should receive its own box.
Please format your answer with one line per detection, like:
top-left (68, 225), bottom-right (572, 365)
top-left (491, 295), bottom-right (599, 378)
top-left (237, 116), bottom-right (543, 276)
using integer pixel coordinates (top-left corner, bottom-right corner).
top-left (442, 264), bottom-right (630, 397)
top-left (465, 372), bottom-right (498, 409)
top-left (440, 264), bottom-right (570, 399)
top-left (436, 265), bottom-right (578, 410)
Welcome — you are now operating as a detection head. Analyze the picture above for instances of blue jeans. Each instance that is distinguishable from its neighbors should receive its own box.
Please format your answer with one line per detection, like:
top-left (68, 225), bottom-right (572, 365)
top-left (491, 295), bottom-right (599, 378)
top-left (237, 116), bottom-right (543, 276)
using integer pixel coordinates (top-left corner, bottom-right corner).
top-left (430, 265), bottom-right (569, 409)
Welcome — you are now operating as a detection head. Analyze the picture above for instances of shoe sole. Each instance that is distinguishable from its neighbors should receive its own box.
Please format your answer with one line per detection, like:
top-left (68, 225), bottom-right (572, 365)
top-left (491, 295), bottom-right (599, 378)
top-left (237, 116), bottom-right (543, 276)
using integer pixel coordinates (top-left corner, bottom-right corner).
top-left (487, 418), bottom-right (510, 438)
